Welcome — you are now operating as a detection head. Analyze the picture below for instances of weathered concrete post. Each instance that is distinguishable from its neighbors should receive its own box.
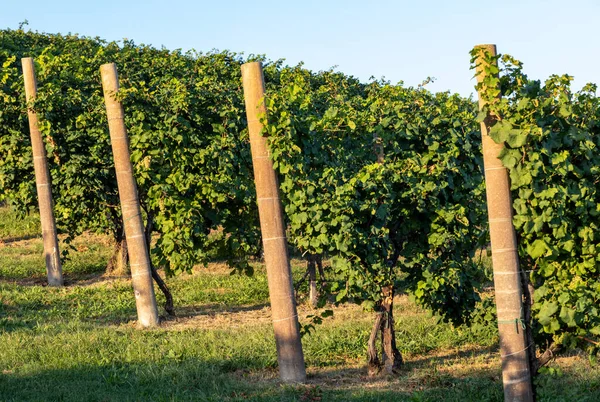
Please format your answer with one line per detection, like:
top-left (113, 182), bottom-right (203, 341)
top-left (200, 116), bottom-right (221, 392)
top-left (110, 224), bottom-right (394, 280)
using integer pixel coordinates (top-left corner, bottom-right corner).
top-left (474, 44), bottom-right (534, 402)
top-left (100, 63), bottom-right (159, 328)
top-left (241, 61), bottom-right (306, 383)
top-left (22, 57), bottom-right (64, 287)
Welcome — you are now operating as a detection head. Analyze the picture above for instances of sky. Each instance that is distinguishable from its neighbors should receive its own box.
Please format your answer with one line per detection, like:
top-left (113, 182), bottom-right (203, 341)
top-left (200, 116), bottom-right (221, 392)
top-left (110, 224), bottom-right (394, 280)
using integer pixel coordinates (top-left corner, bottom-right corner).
top-left (1, 0), bottom-right (598, 98)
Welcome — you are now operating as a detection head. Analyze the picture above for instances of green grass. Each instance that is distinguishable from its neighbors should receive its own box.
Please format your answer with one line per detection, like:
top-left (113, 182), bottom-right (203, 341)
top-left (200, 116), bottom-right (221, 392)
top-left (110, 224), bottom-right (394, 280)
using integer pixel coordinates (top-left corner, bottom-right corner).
top-left (0, 206), bottom-right (112, 281)
top-left (1, 205), bottom-right (600, 401)
top-left (0, 206), bottom-right (41, 240)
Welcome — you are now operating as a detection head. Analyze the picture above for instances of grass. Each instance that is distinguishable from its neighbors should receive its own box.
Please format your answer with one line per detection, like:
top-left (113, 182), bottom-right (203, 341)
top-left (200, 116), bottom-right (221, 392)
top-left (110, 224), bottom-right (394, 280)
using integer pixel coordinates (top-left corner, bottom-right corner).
top-left (0, 206), bottom-right (41, 240)
top-left (1, 206), bottom-right (600, 401)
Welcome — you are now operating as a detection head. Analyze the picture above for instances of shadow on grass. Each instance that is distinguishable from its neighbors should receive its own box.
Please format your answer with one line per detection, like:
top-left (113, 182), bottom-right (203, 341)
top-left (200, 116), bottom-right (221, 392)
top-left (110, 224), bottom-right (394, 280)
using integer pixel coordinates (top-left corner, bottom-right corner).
top-left (0, 234), bottom-right (40, 244)
top-left (405, 344), bottom-right (499, 368)
top-left (0, 289), bottom-right (273, 333)
top-left (0, 261), bottom-right (109, 286)
top-left (0, 357), bottom-right (507, 402)
top-left (169, 303), bottom-right (271, 318)
top-left (0, 358), bottom-right (271, 402)
top-left (2, 347), bottom-right (599, 401)
top-left (0, 296), bottom-right (137, 332)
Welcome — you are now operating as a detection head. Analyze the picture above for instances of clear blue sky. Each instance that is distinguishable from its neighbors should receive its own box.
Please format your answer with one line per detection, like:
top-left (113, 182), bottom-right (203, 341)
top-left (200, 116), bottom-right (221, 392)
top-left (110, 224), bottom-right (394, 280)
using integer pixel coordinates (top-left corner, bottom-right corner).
top-left (2, 0), bottom-right (598, 97)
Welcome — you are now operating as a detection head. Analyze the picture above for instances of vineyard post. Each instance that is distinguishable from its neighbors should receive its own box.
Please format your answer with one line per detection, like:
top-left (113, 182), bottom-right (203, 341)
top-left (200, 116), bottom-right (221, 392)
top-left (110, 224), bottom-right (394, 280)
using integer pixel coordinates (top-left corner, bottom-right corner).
top-left (21, 57), bottom-right (64, 287)
top-left (100, 63), bottom-right (159, 328)
top-left (241, 61), bottom-right (307, 383)
top-left (475, 44), bottom-right (534, 401)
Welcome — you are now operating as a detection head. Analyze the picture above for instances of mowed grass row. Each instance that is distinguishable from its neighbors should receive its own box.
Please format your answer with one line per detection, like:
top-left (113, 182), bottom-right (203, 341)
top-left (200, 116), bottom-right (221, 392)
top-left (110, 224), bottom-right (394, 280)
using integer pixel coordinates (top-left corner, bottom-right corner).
top-left (1, 206), bottom-right (599, 401)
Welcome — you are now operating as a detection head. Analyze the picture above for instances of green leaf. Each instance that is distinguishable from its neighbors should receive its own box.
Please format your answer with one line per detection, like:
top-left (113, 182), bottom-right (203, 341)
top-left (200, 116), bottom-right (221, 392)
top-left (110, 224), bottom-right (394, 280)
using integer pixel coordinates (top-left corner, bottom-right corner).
top-left (559, 306), bottom-right (576, 327)
top-left (538, 301), bottom-right (559, 326)
top-left (527, 239), bottom-right (549, 259)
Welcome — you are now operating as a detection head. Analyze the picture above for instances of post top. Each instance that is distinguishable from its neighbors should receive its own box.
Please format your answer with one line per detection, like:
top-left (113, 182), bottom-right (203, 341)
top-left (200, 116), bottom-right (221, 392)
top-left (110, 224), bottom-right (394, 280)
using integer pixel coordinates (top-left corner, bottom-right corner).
top-left (473, 44), bottom-right (497, 52)
top-left (242, 61), bottom-right (262, 66)
top-left (241, 61), bottom-right (263, 72)
top-left (100, 62), bottom-right (117, 70)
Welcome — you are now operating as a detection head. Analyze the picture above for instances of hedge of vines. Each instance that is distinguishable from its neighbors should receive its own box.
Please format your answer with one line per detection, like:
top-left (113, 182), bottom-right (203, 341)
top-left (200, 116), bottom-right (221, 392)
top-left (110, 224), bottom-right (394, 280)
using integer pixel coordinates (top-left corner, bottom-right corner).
top-left (1, 28), bottom-right (261, 275)
top-left (264, 67), bottom-right (486, 322)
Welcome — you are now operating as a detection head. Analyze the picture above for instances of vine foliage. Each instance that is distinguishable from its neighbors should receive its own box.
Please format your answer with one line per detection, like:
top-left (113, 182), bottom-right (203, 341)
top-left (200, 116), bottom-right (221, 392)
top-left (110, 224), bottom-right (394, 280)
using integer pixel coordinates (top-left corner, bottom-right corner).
top-left (472, 47), bottom-right (600, 366)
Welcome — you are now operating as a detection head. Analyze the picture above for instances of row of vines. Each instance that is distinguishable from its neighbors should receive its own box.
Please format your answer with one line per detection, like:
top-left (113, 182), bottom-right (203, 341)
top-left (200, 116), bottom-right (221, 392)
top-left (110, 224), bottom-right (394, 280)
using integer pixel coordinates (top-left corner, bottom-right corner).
top-left (2, 27), bottom-right (600, 397)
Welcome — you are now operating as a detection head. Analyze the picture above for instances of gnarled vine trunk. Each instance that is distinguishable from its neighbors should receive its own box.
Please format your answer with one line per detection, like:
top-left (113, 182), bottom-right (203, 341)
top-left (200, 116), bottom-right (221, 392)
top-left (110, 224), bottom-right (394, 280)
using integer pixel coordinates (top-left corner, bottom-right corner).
top-left (144, 211), bottom-right (174, 316)
top-left (105, 207), bottom-right (174, 316)
top-left (295, 254), bottom-right (327, 308)
top-left (105, 205), bottom-right (127, 276)
top-left (106, 237), bottom-right (129, 276)
top-left (308, 254), bottom-right (325, 308)
top-left (308, 258), bottom-right (318, 308)
top-left (520, 266), bottom-right (560, 380)
top-left (367, 311), bottom-right (384, 376)
top-left (367, 286), bottom-right (403, 375)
